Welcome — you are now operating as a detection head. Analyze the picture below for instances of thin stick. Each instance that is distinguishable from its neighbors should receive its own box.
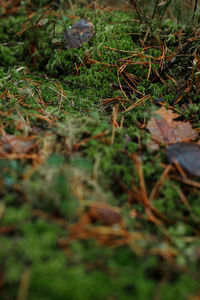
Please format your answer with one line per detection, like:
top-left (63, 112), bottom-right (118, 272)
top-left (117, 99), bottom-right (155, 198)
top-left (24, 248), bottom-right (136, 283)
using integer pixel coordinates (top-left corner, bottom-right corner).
top-left (192, 0), bottom-right (198, 22)
top-left (152, 0), bottom-right (159, 19)
top-left (129, 0), bottom-right (152, 31)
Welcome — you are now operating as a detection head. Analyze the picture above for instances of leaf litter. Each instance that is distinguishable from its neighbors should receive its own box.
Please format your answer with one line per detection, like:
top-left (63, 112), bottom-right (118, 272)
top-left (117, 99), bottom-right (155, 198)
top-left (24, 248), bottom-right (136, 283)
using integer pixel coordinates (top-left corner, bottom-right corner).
top-left (147, 107), bottom-right (197, 144)
top-left (147, 107), bottom-right (200, 177)
top-left (0, 132), bottom-right (38, 156)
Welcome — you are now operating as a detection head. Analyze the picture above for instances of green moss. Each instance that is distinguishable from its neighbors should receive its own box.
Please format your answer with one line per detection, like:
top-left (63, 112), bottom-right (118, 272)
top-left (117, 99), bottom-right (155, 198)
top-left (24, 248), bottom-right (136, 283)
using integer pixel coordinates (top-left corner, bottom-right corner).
top-left (0, 1), bottom-right (200, 299)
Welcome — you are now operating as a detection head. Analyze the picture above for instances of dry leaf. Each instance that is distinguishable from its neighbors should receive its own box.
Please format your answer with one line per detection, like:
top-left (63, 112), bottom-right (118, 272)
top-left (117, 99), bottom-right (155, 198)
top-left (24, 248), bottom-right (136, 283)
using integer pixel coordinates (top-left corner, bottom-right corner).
top-left (58, 202), bottom-right (128, 248)
top-left (152, 107), bottom-right (179, 125)
top-left (147, 107), bottom-right (197, 144)
top-left (88, 202), bottom-right (122, 226)
top-left (166, 142), bottom-right (200, 177)
top-left (64, 19), bottom-right (93, 49)
top-left (0, 133), bottom-right (36, 154)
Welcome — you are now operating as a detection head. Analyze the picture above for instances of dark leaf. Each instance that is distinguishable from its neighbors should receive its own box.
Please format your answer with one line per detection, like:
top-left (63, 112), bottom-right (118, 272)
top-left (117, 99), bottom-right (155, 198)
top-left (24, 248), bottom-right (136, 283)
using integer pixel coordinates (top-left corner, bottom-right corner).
top-left (166, 142), bottom-right (200, 177)
top-left (64, 19), bottom-right (93, 49)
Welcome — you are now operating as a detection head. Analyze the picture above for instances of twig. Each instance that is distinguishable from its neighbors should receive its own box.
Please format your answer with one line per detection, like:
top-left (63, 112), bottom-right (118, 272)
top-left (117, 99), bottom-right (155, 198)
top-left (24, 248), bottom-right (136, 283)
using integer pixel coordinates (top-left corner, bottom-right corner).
top-left (192, 0), bottom-right (198, 22)
top-left (151, 0), bottom-right (159, 20)
top-left (129, 0), bottom-right (152, 32)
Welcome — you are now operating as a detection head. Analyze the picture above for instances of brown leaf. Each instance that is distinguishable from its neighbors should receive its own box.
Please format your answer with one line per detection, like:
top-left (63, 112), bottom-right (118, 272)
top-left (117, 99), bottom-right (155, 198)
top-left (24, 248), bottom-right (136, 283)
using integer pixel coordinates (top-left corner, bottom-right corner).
top-left (64, 19), bottom-right (93, 49)
top-left (153, 107), bottom-right (179, 125)
top-left (58, 203), bottom-right (128, 248)
top-left (147, 107), bottom-right (197, 144)
top-left (0, 133), bottom-right (36, 154)
top-left (88, 202), bottom-right (122, 226)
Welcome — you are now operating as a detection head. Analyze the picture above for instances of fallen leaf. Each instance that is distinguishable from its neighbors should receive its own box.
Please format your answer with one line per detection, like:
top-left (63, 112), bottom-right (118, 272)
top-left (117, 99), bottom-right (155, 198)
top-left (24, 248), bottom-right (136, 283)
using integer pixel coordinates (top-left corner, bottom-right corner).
top-left (166, 142), bottom-right (200, 177)
top-left (64, 19), bottom-right (93, 49)
top-left (147, 107), bottom-right (197, 144)
top-left (88, 202), bottom-right (122, 226)
top-left (58, 202), bottom-right (128, 248)
top-left (152, 107), bottom-right (179, 125)
top-left (0, 133), bottom-right (36, 154)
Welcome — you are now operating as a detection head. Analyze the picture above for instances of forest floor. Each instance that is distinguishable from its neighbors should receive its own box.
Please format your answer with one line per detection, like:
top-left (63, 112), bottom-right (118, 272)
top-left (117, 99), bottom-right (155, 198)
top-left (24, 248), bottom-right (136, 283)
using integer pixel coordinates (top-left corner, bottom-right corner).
top-left (0, 1), bottom-right (200, 299)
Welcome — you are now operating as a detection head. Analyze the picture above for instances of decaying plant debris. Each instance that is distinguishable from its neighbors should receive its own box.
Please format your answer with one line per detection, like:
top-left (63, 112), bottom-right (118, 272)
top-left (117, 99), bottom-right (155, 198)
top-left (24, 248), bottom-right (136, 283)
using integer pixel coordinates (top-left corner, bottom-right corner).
top-left (0, 0), bottom-right (200, 299)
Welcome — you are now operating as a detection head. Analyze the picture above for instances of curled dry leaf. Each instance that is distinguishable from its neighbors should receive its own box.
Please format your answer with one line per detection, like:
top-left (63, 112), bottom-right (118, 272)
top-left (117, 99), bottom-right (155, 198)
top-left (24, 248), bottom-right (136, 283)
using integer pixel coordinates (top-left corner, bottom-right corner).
top-left (58, 202), bottom-right (127, 248)
top-left (166, 142), bottom-right (200, 177)
top-left (0, 133), bottom-right (36, 154)
top-left (147, 107), bottom-right (197, 144)
top-left (88, 202), bottom-right (122, 226)
top-left (64, 19), bottom-right (93, 49)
